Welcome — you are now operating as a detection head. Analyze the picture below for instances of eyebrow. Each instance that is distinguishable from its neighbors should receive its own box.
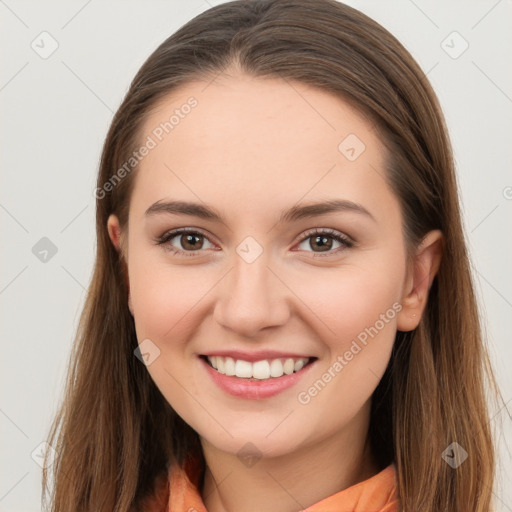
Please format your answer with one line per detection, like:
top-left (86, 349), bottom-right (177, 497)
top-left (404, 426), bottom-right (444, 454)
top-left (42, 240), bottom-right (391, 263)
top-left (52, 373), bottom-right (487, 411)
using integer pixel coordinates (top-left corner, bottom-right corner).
top-left (145, 198), bottom-right (376, 225)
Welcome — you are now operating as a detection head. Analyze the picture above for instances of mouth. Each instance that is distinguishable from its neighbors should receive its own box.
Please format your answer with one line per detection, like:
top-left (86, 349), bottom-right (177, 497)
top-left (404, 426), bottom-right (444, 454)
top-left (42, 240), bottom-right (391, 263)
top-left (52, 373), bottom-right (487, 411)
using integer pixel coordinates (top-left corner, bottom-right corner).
top-left (199, 354), bottom-right (318, 381)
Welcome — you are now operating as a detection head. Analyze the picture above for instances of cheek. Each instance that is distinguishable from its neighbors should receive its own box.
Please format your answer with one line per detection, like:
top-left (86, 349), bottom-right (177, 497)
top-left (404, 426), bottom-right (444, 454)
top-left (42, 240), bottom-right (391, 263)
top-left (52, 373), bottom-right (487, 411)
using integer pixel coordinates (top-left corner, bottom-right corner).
top-left (292, 268), bottom-right (400, 435)
top-left (289, 260), bottom-right (403, 407)
top-left (292, 260), bottom-right (404, 347)
top-left (128, 249), bottom-right (214, 345)
top-left (127, 253), bottom-right (213, 418)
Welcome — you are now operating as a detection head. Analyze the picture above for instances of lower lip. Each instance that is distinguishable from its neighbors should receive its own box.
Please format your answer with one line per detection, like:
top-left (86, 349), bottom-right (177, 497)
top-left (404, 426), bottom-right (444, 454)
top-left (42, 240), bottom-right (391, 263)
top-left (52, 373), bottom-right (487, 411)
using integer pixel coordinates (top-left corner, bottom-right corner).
top-left (200, 357), bottom-right (316, 400)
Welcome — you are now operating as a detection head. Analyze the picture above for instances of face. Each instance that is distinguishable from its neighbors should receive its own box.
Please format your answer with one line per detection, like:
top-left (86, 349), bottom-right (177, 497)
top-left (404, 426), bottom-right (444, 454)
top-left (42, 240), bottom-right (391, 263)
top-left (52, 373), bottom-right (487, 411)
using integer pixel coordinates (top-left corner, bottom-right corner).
top-left (108, 70), bottom-right (419, 460)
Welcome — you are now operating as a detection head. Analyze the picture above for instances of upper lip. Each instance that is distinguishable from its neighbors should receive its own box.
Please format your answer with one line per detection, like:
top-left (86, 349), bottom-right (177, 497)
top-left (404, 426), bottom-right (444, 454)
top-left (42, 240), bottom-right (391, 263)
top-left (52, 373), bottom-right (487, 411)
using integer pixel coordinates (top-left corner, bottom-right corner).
top-left (200, 350), bottom-right (315, 362)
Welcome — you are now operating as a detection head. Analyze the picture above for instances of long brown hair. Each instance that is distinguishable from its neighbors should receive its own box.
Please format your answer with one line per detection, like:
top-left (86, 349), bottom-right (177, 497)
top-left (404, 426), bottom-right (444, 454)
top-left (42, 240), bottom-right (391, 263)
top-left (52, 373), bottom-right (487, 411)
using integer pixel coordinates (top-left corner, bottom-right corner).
top-left (42, 1), bottom-right (500, 510)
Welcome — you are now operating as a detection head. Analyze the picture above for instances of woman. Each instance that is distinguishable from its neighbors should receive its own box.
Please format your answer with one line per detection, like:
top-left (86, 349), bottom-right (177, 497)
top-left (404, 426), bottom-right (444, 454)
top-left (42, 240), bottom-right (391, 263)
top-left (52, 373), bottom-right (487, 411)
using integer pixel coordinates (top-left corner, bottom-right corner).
top-left (42, 1), bottom-right (500, 511)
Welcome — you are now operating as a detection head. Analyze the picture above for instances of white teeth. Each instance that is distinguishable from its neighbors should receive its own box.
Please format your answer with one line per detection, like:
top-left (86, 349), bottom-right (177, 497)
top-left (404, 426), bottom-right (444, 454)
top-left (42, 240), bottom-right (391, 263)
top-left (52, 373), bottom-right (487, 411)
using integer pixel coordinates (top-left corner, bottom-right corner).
top-left (283, 358), bottom-right (294, 375)
top-left (224, 357), bottom-right (236, 376)
top-left (252, 360), bottom-right (270, 379)
top-left (206, 355), bottom-right (311, 379)
top-left (294, 359), bottom-right (305, 372)
top-left (235, 359), bottom-right (252, 378)
top-left (270, 359), bottom-right (283, 377)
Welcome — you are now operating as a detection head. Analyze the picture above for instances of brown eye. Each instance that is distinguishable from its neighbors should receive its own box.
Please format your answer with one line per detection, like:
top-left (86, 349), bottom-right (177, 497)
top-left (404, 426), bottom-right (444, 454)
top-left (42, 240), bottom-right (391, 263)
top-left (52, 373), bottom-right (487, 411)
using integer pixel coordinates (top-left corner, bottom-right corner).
top-left (308, 234), bottom-right (334, 252)
top-left (156, 229), bottom-right (215, 256)
top-left (296, 229), bottom-right (353, 256)
top-left (179, 233), bottom-right (204, 251)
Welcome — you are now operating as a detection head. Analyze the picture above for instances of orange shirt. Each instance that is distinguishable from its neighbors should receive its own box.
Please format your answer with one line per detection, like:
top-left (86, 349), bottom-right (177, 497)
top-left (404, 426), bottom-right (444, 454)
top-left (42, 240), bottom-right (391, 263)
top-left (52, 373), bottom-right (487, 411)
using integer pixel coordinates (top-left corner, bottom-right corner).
top-left (143, 454), bottom-right (399, 512)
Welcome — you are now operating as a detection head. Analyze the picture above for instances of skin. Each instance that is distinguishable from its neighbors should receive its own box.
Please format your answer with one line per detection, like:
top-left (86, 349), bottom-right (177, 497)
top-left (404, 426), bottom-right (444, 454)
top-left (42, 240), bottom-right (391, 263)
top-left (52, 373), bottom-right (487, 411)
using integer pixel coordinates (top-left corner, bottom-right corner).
top-left (107, 67), bottom-right (442, 512)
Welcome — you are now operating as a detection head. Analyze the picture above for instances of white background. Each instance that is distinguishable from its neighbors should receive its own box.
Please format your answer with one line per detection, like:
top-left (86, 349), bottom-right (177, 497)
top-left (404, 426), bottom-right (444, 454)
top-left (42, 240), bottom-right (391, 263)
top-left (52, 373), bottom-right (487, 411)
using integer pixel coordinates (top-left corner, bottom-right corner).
top-left (1, 1), bottom-right (511, 510)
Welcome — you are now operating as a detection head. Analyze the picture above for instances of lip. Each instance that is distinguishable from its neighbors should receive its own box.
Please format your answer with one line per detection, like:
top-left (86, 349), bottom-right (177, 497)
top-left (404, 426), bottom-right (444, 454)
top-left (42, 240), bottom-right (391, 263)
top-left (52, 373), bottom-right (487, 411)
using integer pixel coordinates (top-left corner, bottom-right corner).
top-left (199, 355), bottom-right (317, 400)
top-left (201, 350), bottom-right (314, 363)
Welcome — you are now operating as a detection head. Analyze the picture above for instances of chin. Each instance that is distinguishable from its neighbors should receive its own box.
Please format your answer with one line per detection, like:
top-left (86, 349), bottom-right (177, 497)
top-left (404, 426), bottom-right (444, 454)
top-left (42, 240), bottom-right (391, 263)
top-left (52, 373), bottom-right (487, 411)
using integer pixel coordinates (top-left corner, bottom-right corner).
top-left (198, 423), bottom-right (309, 461)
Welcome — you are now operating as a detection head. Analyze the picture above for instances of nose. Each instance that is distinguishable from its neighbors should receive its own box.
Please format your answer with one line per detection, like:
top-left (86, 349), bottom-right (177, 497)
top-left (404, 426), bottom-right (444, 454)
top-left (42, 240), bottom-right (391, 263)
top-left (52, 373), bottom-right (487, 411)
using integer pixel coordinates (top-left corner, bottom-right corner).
top-left (213, 248), bottom-right (290, 338)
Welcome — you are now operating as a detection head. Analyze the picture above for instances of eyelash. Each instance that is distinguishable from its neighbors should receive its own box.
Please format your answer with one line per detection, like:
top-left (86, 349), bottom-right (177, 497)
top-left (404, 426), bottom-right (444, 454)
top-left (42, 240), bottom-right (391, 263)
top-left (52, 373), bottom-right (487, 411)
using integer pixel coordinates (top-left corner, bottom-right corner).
top-left (155, 227), bottom-right (354, 258)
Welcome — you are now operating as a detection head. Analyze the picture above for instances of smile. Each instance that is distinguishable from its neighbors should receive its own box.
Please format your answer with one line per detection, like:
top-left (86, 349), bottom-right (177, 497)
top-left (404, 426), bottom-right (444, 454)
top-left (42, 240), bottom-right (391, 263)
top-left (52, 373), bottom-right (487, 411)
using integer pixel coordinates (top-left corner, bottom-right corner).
top-left (199, 353), bottom-right (318, 399)
top-left (204, 355), bottom-right (312, 380)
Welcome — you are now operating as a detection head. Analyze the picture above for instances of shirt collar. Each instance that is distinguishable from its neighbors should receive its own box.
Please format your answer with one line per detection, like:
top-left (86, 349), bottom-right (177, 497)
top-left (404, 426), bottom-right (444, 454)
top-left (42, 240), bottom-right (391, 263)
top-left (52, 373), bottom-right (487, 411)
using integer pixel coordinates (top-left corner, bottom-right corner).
top-left (163, 454), bottom-right (399, 512)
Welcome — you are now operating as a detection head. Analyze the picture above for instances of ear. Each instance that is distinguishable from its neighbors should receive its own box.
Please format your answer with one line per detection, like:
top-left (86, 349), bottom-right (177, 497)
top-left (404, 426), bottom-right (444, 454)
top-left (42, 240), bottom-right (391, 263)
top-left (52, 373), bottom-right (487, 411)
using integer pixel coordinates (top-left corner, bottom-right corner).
top-left (107, 214), bottom-right (122, 252)
top-left (396, 230), bottom-right (443, 331)
top-left (107, 214), bottom-right (133, 316)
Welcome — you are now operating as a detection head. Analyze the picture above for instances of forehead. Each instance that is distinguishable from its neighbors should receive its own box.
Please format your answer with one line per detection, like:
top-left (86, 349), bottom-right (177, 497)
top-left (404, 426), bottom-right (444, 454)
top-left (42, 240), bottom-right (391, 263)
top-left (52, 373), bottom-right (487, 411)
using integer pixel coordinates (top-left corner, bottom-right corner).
top-left (131, 73), bottom-right (394, 224)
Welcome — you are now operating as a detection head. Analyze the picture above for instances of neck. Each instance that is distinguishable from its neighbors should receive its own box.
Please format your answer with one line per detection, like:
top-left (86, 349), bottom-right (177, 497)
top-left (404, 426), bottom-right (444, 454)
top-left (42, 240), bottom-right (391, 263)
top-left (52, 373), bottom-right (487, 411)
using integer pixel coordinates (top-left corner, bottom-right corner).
top-left (200, 400), bottom-right (379, 512)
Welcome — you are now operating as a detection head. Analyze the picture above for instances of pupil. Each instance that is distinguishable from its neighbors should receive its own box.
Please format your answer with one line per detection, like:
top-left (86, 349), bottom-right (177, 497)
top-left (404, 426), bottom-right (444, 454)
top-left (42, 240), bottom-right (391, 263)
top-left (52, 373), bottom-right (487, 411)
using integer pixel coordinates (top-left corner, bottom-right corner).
top-left (184, 234), bottom-right (201, 249)
top-left (313, 235), bottom-right (331, 252)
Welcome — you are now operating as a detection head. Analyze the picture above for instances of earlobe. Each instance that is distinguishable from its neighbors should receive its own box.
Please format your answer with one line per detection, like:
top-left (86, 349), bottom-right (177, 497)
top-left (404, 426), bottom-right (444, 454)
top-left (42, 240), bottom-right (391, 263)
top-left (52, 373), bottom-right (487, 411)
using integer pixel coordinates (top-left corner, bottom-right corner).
top-left (397, 230), bottom-right (443, 331)
top-left (107, 214), bottom-right (122, 251)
